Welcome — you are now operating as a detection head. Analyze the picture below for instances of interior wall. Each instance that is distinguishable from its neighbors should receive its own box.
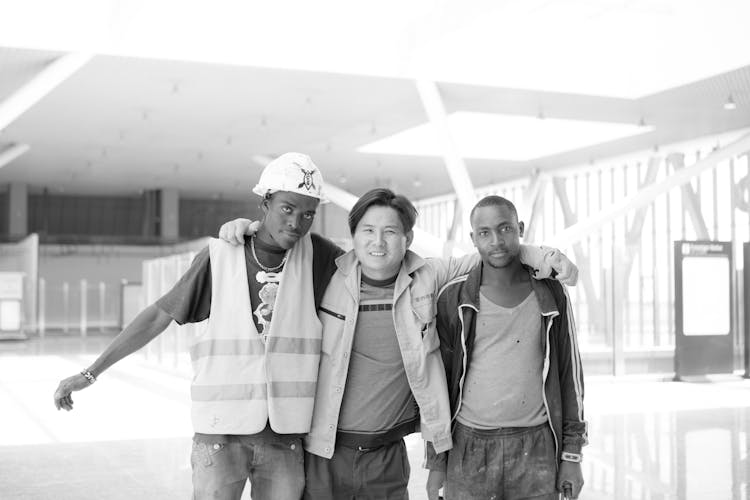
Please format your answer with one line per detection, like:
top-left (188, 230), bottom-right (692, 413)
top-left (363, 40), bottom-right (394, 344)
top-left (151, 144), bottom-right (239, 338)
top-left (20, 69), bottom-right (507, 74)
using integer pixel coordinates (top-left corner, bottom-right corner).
top-left (179, 197), bottom-right (260, 239)
top-left (29, 193), bottom-right (146, 237)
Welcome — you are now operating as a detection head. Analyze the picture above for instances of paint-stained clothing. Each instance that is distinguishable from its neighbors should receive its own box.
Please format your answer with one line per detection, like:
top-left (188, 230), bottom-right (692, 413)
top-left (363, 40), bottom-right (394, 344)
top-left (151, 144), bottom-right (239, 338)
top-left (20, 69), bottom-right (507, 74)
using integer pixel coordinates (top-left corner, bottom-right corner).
top-left (426, 263), bottom-right (587, 470)
top-left (191, 426), bottom-right (305, 500)
top-left (445, 422), bottom-right (558, 500)
top-left (456, 290), bottom-right (547, 430)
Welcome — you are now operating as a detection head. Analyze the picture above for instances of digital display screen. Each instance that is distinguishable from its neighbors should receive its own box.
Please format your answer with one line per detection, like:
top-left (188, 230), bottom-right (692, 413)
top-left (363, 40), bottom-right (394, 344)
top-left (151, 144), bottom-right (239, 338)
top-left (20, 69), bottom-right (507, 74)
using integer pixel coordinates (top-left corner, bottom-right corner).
top-left (681, 256), bottom-right (730, 336)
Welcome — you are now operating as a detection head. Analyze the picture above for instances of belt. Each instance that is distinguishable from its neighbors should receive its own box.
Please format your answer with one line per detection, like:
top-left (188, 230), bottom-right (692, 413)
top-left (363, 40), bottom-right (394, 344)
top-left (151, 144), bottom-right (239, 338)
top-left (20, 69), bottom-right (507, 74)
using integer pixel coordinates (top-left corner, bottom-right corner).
top-left (454, 421), bottom-right (549, 438)
top-left (336, 417), bottom-right (418, 451)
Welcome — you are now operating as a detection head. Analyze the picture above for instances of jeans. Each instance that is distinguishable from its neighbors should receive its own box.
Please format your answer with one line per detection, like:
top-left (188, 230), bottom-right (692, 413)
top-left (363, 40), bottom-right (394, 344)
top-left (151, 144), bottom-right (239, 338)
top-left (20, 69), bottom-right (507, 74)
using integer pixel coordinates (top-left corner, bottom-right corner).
top-left (445, 422), bottom-right (558, 500)
top-left (191, 428), bottom-right (304, 500)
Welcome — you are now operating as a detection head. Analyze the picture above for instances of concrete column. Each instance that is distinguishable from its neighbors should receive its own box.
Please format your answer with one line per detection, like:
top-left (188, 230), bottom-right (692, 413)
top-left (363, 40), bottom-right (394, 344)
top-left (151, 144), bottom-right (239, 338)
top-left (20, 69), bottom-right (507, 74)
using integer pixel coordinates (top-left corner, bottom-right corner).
top-left (8, 182), bottom-right (27, 238)
top-left (160, 188), bottom-right (179, 241)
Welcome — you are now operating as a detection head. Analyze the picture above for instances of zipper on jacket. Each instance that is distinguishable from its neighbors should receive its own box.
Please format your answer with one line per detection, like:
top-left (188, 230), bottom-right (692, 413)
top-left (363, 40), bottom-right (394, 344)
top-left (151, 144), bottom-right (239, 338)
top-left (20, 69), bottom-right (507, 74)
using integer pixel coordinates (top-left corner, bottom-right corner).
top-left (541, 310), bottom-right (559, 464)
top-left (453, 303), bottom-right (478, 422)
top-left (319, 306), bottom-right (346, 321)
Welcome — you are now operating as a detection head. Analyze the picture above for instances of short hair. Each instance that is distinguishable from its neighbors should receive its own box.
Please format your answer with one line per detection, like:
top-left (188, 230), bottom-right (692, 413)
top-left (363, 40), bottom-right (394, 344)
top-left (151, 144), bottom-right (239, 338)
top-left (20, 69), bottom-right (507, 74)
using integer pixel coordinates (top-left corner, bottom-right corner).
top-left (348, 188), bottom-right (418, 235)
top-left (470, 195), bottom-right (518, 225)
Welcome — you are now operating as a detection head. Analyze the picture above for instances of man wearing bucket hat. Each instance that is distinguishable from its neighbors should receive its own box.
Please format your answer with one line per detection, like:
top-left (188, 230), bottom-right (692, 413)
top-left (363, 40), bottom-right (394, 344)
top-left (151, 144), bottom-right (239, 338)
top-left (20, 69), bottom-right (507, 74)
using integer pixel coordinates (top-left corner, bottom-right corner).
top-left (53, 153), bottom-right (345, 500)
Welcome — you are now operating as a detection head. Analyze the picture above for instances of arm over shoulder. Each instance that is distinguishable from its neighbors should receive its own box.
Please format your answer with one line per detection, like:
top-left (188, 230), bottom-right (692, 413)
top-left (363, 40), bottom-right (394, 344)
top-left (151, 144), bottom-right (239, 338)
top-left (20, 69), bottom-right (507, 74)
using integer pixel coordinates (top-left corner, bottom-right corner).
top-left (427, 253), bottom-right (481, 289)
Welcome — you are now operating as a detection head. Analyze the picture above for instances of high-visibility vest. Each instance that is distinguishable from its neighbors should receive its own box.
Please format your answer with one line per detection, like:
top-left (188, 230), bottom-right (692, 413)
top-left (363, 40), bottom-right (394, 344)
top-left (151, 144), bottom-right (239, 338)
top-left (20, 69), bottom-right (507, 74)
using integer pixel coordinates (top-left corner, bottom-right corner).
top-left (190, 235), bottom-right (322, 435)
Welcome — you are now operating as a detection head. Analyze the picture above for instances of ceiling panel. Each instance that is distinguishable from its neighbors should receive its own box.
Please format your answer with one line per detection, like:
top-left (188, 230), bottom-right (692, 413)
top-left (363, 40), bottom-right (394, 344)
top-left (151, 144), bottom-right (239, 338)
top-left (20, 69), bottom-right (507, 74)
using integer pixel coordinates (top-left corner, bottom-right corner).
top-left (0, 45), bottom-right (748, 202)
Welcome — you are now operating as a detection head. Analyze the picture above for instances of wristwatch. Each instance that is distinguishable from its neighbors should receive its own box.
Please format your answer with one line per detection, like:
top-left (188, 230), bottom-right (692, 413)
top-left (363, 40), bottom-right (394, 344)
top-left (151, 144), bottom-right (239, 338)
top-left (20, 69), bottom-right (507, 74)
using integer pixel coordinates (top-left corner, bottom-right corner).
top-left (561, 451), bottom-right (582, 463)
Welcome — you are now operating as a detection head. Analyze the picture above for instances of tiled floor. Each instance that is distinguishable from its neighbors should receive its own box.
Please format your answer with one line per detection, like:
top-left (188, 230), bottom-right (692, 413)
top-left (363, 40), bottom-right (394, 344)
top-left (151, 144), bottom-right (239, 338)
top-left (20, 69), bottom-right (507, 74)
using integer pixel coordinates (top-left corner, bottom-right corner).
top-left (1, 335), bottom-right (749, 499)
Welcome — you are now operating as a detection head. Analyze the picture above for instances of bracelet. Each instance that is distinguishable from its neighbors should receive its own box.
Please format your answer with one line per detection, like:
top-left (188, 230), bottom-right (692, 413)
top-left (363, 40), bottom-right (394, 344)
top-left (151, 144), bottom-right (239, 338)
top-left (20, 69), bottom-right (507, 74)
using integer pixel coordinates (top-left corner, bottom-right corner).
top-left (561, 451), bottom-right (582, 463)
top-left (80, 369), bottom-right (97, 384)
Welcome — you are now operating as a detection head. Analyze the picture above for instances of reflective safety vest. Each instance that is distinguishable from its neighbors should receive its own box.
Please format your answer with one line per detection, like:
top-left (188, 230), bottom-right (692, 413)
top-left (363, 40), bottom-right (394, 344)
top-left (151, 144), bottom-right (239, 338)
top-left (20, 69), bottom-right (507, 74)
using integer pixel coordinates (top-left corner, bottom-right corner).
top-left (190, 235), bottom-right (322, 435)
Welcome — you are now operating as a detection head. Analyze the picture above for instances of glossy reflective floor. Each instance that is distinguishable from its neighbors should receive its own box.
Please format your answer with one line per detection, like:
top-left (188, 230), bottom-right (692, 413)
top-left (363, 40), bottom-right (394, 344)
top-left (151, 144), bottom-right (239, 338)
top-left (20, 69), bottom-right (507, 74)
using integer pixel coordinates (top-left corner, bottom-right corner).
top-left (1, 335), bottom-right (748, 500)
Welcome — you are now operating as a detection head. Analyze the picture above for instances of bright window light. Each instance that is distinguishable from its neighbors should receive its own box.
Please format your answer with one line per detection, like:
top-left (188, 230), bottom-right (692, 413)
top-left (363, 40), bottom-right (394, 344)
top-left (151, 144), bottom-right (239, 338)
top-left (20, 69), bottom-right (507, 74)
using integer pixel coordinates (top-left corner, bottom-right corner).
top-left (0, 1), bottom-right (748, 98)
top-left (359, 112), bottom-right (653, 161)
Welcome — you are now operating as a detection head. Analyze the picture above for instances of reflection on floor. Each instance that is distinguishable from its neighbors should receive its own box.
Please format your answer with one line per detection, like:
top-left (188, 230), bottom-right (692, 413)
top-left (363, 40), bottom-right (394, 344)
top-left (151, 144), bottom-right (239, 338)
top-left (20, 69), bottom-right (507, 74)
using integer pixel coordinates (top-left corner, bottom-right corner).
top-left (1, 335), bottom-right (748, 500)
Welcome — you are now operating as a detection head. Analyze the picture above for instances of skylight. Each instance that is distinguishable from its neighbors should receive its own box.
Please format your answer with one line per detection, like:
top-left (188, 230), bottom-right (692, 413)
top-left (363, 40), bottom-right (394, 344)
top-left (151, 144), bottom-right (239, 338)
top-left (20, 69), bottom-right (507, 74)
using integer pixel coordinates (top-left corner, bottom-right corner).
top-left (359, 112), bottom-right (653, 161)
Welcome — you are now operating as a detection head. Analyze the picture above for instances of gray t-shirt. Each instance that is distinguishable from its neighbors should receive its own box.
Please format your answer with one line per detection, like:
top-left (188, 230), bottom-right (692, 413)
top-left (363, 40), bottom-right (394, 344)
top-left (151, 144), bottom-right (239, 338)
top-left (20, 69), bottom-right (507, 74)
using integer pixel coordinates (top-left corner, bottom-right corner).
top-left (337, 275), bottom-right (417, 432)
top-left (457, 289), bottom-right (547, 429)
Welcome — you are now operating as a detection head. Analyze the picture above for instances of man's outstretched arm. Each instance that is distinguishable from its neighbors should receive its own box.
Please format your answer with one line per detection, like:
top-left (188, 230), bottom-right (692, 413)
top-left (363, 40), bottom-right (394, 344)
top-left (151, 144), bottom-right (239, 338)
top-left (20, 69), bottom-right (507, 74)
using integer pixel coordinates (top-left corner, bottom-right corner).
top-left (53, 304), bottom-right (173, 411)
top-left (429, 244), bottom-right (578, 289)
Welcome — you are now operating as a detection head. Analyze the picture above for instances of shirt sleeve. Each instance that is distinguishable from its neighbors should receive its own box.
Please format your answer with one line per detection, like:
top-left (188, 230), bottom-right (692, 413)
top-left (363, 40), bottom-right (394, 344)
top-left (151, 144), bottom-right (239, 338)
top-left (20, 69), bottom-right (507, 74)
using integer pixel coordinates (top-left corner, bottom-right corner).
top-left (426, 253), bottom-right (481, 289)
top-left (155, 246), bottom-right (213, 325)
top-left (553, 280), bottom-right (588, 453)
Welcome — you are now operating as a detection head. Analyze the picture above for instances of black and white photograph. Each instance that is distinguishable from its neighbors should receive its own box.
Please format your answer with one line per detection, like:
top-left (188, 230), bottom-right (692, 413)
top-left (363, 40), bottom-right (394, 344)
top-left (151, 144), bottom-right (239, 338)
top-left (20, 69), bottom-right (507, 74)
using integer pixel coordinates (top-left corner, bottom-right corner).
top-left (1, 1), bottom-right (749, 499)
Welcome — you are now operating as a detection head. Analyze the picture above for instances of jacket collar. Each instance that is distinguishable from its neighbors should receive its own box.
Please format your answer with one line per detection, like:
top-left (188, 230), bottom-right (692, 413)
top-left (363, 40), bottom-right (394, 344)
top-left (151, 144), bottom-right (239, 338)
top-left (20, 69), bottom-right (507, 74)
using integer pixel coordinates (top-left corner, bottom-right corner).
top-left (459, 262), bottom-right (559, 316)
top-left (458, 263), bottom-right (483, 309)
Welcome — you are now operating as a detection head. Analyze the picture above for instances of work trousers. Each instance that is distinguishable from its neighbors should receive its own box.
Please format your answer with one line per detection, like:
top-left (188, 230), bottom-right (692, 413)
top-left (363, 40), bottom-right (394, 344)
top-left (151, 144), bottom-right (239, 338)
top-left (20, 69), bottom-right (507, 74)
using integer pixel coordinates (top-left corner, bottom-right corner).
top-left (445, 422), bottom-right (558, 500)
top-left (304, 439), bottom-right (410, 500)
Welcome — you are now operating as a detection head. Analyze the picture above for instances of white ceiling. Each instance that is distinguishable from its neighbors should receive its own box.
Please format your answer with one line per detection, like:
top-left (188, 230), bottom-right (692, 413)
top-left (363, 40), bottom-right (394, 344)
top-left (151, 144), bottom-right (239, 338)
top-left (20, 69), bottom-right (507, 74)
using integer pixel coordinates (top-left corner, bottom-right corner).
top-left (0, 0), bottom-right (749, 201)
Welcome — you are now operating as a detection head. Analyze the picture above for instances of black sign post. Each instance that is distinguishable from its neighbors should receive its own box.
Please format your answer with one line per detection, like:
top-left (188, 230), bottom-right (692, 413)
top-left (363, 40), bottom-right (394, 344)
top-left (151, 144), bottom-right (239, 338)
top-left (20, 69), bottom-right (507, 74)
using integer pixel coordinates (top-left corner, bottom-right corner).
top-left (674, 241), bottom-right (734, 380)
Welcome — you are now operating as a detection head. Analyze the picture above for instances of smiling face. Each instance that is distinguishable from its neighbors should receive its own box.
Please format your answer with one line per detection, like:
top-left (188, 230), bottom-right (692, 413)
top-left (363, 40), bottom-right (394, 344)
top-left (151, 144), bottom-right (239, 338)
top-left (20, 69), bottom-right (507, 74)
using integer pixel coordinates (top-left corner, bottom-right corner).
top-left (257, 191), bottom-right (319, 249)
top-left (470, 204), bottom-right (524, 269)
top-left (353, 205), bottom-right (413, 281)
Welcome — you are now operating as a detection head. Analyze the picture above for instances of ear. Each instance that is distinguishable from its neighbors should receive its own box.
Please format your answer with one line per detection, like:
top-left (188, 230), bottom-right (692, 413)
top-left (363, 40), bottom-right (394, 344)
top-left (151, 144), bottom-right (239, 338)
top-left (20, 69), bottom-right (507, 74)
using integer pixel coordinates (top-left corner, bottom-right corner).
top-left (260, 196), bottom-right (271, 216)
top-left (518, 221), bottom-right (525, 238)
top-left (405, 230), bottom-right (414, 249)
top-left (470, 231), bottom-right (477, 247)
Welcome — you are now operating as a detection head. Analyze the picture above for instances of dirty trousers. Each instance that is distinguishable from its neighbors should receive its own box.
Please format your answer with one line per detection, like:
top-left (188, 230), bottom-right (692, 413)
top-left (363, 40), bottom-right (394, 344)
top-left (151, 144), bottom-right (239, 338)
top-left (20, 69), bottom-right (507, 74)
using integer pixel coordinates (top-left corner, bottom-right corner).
top-left (445, 422), bottom-right (558, 500)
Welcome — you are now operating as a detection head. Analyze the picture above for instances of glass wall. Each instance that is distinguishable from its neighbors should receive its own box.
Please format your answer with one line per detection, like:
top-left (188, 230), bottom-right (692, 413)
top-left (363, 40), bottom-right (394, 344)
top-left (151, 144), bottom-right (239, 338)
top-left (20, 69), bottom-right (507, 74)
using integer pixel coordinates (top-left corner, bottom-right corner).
top-left (414, 131), bottom-right (750, 375)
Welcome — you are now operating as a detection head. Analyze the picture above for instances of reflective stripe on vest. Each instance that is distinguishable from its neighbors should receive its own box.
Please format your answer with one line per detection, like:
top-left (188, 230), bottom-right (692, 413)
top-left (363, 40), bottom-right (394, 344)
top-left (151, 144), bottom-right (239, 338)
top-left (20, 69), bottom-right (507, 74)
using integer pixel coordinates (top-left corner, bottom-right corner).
top-left (190, 337), bottom-right (321, 361)
top-left (192, 381), bottom-right (317, 401)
